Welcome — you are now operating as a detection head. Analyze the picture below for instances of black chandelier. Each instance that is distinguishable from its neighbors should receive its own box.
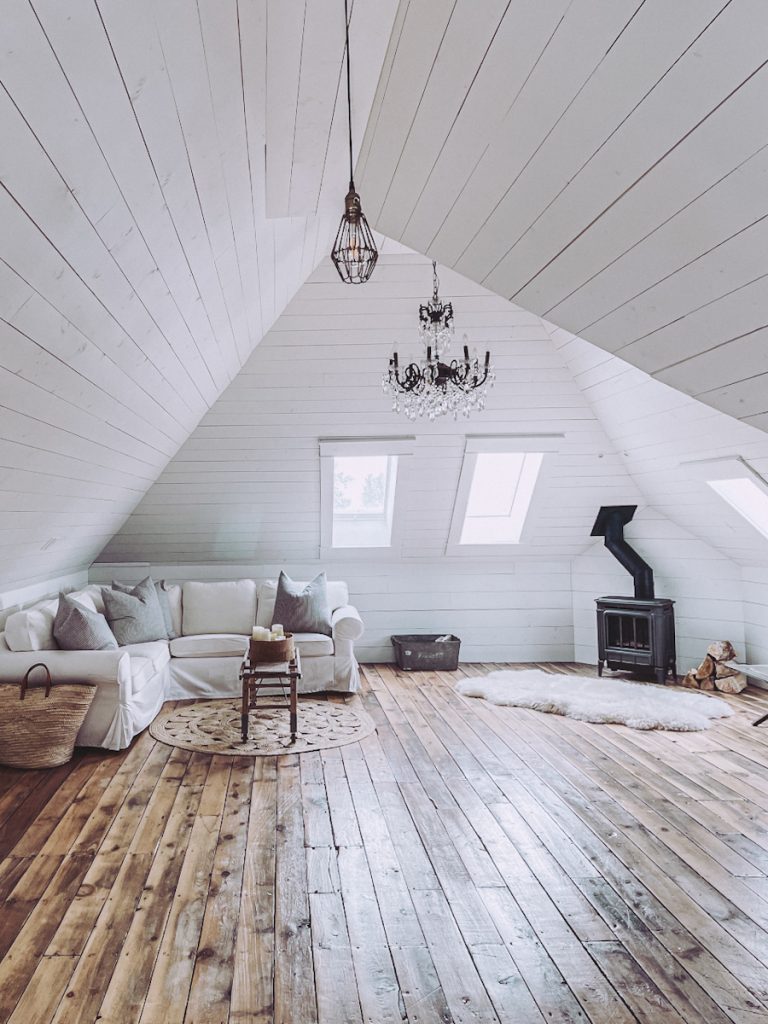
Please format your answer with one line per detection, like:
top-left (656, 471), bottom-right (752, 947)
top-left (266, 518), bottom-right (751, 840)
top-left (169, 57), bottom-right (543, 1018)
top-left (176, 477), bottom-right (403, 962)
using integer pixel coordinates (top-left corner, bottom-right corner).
top-left (330, 0), bottom-right (378, 284)
top-left (382, 261), bottom-right (494, 420)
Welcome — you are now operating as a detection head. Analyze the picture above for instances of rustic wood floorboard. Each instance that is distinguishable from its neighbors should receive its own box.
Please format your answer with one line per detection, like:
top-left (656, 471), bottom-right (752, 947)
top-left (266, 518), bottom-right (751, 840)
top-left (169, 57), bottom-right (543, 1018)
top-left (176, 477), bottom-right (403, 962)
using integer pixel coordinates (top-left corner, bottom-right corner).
top-left (0, 664), bottom-right (767, 1023)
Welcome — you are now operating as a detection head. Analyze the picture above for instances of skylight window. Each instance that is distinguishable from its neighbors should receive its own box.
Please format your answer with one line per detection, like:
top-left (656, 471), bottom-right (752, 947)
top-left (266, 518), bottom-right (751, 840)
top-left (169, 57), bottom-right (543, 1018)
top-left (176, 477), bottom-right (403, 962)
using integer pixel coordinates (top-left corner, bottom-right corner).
top-left (707, 476), bottom-right (768, 539)
top-left (459, 452), bottom-right (543, 545)
top-left (331, 455), bottom-right (398, 548)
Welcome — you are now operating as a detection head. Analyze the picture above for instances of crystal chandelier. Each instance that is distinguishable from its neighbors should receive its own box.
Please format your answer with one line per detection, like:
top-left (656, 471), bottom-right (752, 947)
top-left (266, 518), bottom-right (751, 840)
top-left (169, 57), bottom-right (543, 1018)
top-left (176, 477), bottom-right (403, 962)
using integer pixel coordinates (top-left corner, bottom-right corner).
top-left (382, 262), bottom-right (494, 420)
top-left (330, 0), bottom-right (378, 284)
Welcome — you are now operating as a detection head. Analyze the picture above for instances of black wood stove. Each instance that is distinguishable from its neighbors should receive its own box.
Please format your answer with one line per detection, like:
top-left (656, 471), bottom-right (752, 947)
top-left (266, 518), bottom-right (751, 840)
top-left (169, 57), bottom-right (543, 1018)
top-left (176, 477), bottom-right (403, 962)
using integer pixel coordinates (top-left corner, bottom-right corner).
top-left (592, 506), bottom-right (676, 685)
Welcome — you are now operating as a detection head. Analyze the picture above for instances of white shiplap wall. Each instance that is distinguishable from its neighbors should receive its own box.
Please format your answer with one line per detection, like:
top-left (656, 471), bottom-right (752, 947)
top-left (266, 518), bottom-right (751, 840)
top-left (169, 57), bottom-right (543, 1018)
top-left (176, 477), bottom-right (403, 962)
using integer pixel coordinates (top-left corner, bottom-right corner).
top-left (572, 511), bottom-right (745, 672)
top-left (553, 326), bottom-right (768, 673)
top-left (95, 253), bottom-right (643, 662)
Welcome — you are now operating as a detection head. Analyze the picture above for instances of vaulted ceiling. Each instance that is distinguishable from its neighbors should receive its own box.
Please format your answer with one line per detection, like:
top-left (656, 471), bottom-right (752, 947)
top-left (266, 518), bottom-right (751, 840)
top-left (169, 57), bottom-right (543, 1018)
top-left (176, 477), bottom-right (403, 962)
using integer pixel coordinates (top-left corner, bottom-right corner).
top-left (1, 0), bottom-right (767, 591)
top-left (358, 0), bottom-right (768, 430)
top-left (0, 0), bottom-right (396, 589)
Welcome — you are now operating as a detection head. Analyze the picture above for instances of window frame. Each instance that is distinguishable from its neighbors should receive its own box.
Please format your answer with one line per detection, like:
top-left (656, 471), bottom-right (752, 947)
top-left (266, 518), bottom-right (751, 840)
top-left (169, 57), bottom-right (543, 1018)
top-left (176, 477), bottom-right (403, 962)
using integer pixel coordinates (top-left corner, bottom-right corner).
top-left (319, 436), bottom-right (414, 558)
top-left (446, 434), bottom-right (562, 555)
top-left (683, 455), bottom-right (768, 541)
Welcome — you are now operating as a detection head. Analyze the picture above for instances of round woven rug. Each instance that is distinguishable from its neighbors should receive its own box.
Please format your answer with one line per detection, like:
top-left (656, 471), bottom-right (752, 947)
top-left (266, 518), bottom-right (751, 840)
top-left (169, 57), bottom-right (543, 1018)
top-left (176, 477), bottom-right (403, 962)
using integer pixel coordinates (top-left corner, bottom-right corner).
top-left (149, 697), bottom-right (375, 756)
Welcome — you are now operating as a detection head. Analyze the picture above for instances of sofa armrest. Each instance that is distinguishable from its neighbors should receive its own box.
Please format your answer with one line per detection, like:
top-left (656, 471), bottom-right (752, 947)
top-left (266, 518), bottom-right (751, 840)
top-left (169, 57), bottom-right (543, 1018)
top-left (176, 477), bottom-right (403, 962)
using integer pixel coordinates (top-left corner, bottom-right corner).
top-left (331, 605), bottom-right (364, 642)
top-left (0, 649), bottom-right (131, 694)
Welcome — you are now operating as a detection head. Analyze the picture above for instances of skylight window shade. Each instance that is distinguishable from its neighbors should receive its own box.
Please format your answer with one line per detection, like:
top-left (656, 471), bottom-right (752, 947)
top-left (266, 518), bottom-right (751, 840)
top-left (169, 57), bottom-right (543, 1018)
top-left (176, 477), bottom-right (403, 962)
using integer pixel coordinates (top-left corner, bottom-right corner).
top-left (707, 477), bottom-right (768, 539)
top-left (460, 452), bottom-right (543, 545)
top-left (331, 455), bottom-right (398, 548)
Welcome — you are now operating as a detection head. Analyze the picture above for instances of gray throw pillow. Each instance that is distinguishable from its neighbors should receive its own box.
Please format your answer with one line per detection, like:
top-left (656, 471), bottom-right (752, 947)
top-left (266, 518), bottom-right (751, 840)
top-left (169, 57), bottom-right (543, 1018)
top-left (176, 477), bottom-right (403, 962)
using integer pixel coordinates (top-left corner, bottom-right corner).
top-left (113, 578), bottom-right (178, 640)
top-left (53, 593), bottom-right (118, 651)
top-left (272, 571), bottom-right (332, 636)
top-left (103, 576), bottom-right (168, 646)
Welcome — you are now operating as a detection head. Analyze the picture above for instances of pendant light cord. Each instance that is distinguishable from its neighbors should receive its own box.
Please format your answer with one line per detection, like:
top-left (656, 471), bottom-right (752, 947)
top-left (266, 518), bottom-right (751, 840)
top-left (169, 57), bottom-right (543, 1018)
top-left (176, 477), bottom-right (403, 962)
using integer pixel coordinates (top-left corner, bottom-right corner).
top-left (344, 0), bottom-right (354, 189)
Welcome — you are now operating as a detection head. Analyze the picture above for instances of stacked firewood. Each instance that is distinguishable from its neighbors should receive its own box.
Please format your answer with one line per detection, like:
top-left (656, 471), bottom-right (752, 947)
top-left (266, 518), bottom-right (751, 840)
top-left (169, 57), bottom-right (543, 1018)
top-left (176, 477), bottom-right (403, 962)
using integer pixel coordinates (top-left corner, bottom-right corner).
top-left (683, 641), bottom-right (747, 694)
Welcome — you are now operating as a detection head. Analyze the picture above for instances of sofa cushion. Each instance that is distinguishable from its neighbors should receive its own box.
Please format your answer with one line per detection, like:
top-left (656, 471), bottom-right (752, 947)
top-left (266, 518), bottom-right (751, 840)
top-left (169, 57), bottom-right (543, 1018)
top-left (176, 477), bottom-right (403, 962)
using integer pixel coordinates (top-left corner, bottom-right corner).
top-left (103, 577), bottom-right (168, 645)
top-left (170, 633), bottom-right (249, 659)
top-left (54, 593), bottom-right (118, 651)
top-left (293, 632), bottom-right (334, 657)
top-left (272, 572), bottom-right (332, 636)
top-left (123, 640), bottom-right (171, 674)
top-left (159, 582), bottom-right (182, 638)
top-left (182, 580), bottom-right (257, 636)
top-left (4, 599), bottom-right (59, 652)
top-left (256, 579), bottom-right (348, 628)
top-left (77, 585), bottom-right (106, 614)
top-left (114, 579), bottom-right (179, 640)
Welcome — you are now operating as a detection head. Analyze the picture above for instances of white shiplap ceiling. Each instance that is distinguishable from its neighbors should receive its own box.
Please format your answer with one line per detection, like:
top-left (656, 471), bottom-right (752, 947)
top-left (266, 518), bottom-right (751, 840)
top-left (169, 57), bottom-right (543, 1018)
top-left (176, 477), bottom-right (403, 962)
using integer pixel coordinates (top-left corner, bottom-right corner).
top-left (358, 0), bottom-right (768, 430)
top-left (2, 0), bottom-right (767, 591)
top-left (0, 0), bottom-right (396, 590)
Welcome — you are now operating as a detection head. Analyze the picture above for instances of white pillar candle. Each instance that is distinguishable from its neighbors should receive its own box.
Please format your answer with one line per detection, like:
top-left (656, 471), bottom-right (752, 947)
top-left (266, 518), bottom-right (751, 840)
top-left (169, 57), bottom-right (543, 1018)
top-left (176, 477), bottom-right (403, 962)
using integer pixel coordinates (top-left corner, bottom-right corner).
top-left (272, 623), bottom-right (285, 638)
top-left (252, 626), bottom-right (269, 640)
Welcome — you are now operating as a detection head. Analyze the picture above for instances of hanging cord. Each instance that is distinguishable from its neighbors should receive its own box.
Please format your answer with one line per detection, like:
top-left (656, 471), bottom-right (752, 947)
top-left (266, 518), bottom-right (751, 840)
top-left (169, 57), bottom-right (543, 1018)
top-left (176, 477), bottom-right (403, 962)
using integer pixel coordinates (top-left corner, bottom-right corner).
top-left (344, 0), bottom-right (354, 189)
top-left (432, 260), bottom-right (439, 300)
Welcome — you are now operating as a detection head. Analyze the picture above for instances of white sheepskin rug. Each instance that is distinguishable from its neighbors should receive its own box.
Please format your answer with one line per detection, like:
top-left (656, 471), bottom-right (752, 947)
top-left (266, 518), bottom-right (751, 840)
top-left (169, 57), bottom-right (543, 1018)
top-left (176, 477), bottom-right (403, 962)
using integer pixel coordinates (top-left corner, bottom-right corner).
top-left (455, 669), bottom-right (733, 731)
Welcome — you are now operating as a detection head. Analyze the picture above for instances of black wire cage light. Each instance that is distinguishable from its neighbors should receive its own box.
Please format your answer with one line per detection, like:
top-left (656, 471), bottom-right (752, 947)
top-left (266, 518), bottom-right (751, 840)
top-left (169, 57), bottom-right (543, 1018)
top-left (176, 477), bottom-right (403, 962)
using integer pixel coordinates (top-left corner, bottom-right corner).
top-left (330, 0), bottom-right (378, 284)
top-left (382, 261), bottom-right (495, 421)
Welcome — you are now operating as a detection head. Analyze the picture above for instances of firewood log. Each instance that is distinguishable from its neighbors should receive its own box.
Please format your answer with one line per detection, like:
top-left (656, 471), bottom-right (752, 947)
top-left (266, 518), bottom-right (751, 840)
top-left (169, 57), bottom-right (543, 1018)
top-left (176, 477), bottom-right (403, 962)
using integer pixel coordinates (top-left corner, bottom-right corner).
top-left (707, 640), bottom-right (737, 662)
top-left (714, 672), bottom-right (747, 694)
top-left (682, 671), bottom-right (701, 689)
top-left (693, 654), bottom-right (716, 682)
top-left (714, 661), bottom-right (739, 679)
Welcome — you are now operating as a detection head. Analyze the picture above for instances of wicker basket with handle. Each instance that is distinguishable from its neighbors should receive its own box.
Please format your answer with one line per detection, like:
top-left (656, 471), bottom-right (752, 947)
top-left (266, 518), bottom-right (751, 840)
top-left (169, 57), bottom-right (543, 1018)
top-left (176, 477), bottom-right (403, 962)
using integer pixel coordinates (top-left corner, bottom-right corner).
top-left (0, 664), bottom-right (96, 769)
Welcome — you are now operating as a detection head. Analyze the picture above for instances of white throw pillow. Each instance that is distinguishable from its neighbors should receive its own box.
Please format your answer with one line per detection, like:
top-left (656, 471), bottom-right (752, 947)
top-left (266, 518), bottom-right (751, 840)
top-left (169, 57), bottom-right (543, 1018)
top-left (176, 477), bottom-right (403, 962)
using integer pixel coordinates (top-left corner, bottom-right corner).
top-left (256, 579), bottom-right (349, 627)
top-left (68, 590), bottom-right (98, 613)
top-left (5, 599), bottom-right (59, 651)
top-left (161, 583), bottom-right (183, 638)
top-left (181, 580), bottom-right (257, 636)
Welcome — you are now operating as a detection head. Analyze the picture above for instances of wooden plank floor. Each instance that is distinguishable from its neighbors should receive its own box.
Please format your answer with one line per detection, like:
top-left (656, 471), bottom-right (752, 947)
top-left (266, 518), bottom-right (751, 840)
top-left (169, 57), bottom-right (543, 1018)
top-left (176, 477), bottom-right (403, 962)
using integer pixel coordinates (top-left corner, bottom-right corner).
top-left (1, 663), bottom-right (768, 1023)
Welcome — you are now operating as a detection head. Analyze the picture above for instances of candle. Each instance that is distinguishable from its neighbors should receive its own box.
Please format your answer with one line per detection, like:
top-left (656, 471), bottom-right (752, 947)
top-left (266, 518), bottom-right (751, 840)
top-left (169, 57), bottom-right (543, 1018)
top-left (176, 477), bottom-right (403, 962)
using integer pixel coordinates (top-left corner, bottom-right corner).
top-left (252, 626), bottom-right (269, 640)
top-left (272, 623), bottom-right (284, 638)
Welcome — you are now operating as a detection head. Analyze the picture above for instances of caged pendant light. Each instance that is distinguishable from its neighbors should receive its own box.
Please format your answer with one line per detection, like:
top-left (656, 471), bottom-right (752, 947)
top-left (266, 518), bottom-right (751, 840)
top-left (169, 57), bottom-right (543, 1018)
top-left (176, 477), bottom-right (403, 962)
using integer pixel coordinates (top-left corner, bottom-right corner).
top-left (330, 0), bottom-right (378, 284)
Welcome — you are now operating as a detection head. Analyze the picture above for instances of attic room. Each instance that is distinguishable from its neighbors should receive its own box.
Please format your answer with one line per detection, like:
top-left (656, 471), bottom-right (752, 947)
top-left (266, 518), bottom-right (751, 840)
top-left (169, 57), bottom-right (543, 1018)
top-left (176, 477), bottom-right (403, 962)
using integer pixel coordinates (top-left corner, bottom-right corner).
top-left (2, 1), bottom-right (768, 1021)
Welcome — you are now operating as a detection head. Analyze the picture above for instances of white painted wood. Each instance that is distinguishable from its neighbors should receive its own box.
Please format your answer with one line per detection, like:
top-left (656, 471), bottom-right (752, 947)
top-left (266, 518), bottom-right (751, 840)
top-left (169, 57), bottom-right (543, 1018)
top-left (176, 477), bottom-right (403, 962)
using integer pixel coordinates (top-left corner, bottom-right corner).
top-left (0, 0), bottom-right (395, 591)
top-left (356, 0), bottom-right (768, 431)
top-left (553, 325), bottom-right (768, 669)
top-left (95, 254), bottom-right (645, 661)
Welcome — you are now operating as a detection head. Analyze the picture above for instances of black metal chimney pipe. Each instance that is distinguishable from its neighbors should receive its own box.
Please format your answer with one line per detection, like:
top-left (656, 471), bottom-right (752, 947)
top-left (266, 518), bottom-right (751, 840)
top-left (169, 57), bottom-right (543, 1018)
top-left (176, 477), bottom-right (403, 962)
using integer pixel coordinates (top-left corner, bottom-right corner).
top-left (591, 505), bottom-right (654, 600)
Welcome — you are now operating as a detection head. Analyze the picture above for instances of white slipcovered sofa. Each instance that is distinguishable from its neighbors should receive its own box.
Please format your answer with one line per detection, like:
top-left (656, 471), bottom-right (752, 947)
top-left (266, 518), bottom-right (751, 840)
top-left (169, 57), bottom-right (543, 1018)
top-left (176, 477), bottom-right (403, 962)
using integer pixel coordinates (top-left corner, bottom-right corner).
top-left (0, 578), bottom-right (363, 751)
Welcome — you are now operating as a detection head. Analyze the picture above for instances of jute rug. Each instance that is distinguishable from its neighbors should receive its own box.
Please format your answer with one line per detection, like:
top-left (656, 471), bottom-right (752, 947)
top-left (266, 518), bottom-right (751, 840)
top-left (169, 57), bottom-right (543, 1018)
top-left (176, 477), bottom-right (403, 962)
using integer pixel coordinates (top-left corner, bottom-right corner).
top-left (456, 669), bottom-right (733, 731)
top-left (150, 696), bottom-right (375, 755)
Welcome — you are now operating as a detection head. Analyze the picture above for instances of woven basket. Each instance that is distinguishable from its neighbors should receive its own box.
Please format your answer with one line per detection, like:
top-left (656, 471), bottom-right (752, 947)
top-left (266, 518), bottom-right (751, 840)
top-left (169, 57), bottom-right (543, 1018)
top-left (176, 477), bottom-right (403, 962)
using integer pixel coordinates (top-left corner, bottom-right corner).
top-left (0, 664), bottom-right (96, 769)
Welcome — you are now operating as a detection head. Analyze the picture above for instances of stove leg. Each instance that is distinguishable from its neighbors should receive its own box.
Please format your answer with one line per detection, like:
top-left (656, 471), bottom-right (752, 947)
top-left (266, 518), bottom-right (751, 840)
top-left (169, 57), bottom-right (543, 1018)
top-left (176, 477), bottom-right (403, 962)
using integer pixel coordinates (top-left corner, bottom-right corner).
top-left (597, 661), bottom-right (603, 677)
top-left (656, 668), bottom-right (667, 686)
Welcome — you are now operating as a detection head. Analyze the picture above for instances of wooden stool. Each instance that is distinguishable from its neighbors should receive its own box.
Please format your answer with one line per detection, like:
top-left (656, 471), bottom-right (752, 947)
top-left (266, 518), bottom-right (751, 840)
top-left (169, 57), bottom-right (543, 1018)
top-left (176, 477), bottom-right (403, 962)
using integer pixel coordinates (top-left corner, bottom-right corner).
top-left (239, 651), bottom-right (302, 742)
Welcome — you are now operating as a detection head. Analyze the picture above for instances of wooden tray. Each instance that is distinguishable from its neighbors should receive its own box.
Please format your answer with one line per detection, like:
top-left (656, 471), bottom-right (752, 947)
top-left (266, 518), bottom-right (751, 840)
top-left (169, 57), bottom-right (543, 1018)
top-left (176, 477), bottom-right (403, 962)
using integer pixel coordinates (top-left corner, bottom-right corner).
top-left (249, 633), bottom-right (295, 664)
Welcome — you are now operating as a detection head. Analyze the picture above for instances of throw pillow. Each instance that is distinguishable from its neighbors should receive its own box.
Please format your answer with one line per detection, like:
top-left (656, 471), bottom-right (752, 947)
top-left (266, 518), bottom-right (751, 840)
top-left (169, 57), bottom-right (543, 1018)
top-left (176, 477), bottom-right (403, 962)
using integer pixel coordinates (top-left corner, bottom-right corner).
top-left (272, 571), bottom-right (332, 636)
top-left (103, 576), bottom-right (168, 646)
top-left (113, 578), bottom-right (178, 640)
top-left (53, 593), bottom-right (118, 651)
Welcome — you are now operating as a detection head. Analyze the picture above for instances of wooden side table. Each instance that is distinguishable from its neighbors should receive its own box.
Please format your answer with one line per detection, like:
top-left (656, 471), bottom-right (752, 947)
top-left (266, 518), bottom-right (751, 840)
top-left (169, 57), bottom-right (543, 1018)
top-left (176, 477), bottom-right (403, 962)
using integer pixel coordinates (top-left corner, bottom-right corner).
top-left (239, 651), bottom-right (302, 743)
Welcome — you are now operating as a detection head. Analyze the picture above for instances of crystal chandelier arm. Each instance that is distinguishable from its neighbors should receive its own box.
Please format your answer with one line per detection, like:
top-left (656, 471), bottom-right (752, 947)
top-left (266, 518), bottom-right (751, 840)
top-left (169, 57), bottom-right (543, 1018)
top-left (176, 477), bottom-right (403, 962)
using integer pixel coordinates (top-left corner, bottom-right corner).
top-left (387, 354), bottom-right (425, 393)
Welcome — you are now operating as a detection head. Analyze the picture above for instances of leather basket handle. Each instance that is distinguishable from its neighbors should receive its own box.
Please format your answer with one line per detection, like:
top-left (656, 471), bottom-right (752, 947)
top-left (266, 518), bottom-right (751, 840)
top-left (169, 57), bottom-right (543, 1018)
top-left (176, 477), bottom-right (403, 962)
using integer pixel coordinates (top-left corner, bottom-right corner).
top-left (20, 663), bottom-right (53, 701)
